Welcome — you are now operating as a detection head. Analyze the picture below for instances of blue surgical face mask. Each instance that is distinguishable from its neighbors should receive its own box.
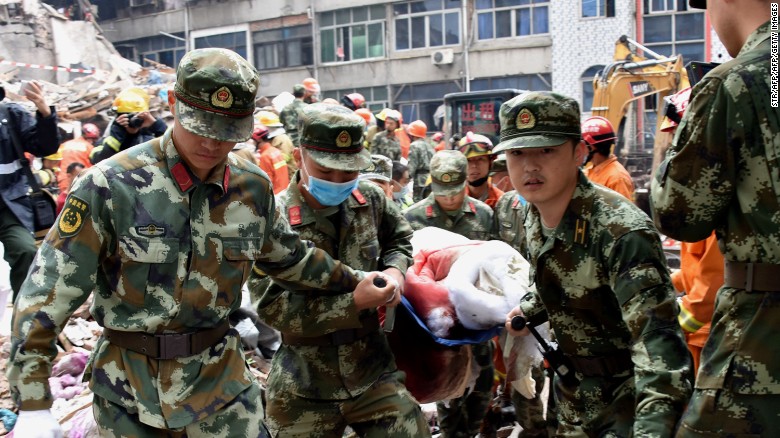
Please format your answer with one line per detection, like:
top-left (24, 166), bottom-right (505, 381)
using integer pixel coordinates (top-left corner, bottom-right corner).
top-left (301, 154), bottom-right (358, 206)
top-left (393, 185), bottom-right (409, 201)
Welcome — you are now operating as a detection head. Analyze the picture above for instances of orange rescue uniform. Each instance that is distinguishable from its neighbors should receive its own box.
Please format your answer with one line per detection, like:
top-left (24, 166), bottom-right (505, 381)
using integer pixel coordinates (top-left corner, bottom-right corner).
top-left (468, 182), bottom-right (504, 209)
top-left (670, 232), bottom-right (723, 376)
top-left (57, 137), bottom-right (94, 194)
top-left (584, 155), bottom-right (634, 201)
top-left (256, 141), bottom-right (290, 194)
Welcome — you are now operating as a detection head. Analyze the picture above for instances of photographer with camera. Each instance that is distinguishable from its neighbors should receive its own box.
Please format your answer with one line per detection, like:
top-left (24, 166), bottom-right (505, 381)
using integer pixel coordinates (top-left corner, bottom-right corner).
top-left (90, 87), bottom-right (166, 164)
top-left (0, 81), bottom-right (60, 302)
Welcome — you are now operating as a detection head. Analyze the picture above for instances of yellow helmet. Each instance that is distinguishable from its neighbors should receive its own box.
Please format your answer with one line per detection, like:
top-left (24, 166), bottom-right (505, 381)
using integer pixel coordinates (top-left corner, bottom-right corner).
top-left (255, 110), bottom-right (283, 127)
top-left (44, 150), bottom-right (63, 160)
top-left (113, 87), bottom-right (150, 113)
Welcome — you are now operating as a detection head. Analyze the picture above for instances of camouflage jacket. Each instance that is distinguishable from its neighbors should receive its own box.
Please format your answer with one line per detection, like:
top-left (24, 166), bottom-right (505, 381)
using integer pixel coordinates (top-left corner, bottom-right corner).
top-left (7, 129), bottom-right (362, 428)
top-left (254, 173), bottom-right (413, 400)
top-left (490, 190), bottom-right (527, 248)
top-left (370, 130), bottom-right (401, 162)
top-left (521, 172), bottom-right (691, 436)
top-left (407, 138), bottom-right (435, 187)
top-left (404, 194), bottom-right (493, 240)
top-left (651, 22), bottom-right (780, 394)
top-left (279, 99), bottom-right (306, 146)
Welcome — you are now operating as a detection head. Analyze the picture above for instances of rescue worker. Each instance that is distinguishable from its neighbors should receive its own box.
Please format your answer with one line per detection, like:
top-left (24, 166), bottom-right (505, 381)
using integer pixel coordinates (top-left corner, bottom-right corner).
top-left (56, 161), bottom-right (85, 214)
top-left (252, 124), bottom-right (289, 194)
top-left (432, 132), bottom-right (446, 151)
top-left (501, 91), bottom-right (692, 436)
top-left (302, 77), bottom-right (320, 104)
top-left (651, 1), bottom-right (779, 435)
top-left (7, 48), bottom-right (386, 438)
top-left (490, 190), bottom-right (551, 437)
top-left (253, 103), bottom-right (429, 437)
top-left (365, 108), bottom-right (388, 149)
top-left (458, 131), bottom-right (504, 208)
top-left (258, 110), bottom-right (297, 178)
top-left (90, 87), bottom-right (167, 164)
top-left (341, 92), bottom-right (366, 111)
top-left (35, 150), bottom-right (61, 192)
top-left (279, 84), bottom-right (307, 147)
top-left (371, 109), bottom-right (402, 161)
top-left (359, 154), bottom-right (395, 198)
top-left (0, 82), bottom-right (60, 301)
top-left (406, 120), bottom-right (435, 202)
top-left (404, 150), bottom-right (494, 438)
top-left (391, 161), bottom-right (414, 210)
top-left (581, 116), bottom-right (634, 200)
top-left (57, 122), bottom-right (98, 194)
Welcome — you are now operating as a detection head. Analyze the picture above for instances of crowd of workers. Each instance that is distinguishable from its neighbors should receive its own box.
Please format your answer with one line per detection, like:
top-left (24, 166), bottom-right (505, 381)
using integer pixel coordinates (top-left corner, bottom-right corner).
top-left (0, 0), bottom-right (776, 436)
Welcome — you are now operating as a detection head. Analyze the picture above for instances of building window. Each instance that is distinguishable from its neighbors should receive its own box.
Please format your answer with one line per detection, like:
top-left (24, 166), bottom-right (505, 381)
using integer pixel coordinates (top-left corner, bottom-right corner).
top-left (394, 0), bottom-right (461, 51)
top-left (320, 6), bottom-right (386, 63)
top-left (646, 0), bottom-right (689, 13)
top-left (580, 65), bottom-right (604, 113)
top-left (643, 11), bottom-right (705, 63)
top-left (476, 0), bottom-right (549, 40)
top-left (194, 31), bottom-right (248, 59)
top-left (253, 26), bottom-right (313, 70)
top-left (581, 0), bottom-right (615, 18)
top-left (470, 74), bottom-right (552, 92)
top-left (116, 34), bottom-right (186, 69)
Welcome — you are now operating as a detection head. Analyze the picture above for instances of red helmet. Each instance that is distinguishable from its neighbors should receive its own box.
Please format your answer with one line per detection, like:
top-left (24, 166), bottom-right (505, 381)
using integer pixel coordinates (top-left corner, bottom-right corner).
top-left (252, 124), bottom-right (269, 142)
top-left (432, 132), bottom-right (444, 142)
top-left (407, 120), bottom-right (427, 138)
top-left (302, 77), bottom-right (320, 93)
top-left (341, 93), bottom-right (366, 111)
top-left (581, 116), bottom-right (616, 153)
top-left (82, 123), bottom-right (100, 139)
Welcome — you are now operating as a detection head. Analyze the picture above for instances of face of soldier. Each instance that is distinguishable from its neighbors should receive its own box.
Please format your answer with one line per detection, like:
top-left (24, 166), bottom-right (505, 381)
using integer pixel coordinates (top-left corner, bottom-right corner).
top-left (434, 188), bottom-right (466, 211)
top-left (506, 140), bottom-right (586, 212)
top-left (172, 121), bottom-right (236, 181)
top-left (385, 119), bottom-right (399, 132)
top-left (467, 155), bottom-right (491, 183)
top-left (393, 170), bottom-right (410, 192)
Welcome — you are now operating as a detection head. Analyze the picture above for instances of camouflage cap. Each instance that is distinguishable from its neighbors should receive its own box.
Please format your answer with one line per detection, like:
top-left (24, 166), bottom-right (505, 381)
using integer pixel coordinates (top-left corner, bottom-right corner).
top-left (299, 103), bottom-right (370, 172)
top-left (430, 150), bottom-right (467, 197)
top-left (359, 154), bottom-right (393, 182)
top-left (493, 91), bottom-right (581, 153)
top-left (490, 152), bottom-right (507, 174)
top-left (174, 48), bottom-right (260, 143)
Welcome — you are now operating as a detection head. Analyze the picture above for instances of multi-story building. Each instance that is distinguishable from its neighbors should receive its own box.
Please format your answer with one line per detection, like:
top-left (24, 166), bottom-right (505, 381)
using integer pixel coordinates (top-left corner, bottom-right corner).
top-left (91, 0), bottom-right (725, 149)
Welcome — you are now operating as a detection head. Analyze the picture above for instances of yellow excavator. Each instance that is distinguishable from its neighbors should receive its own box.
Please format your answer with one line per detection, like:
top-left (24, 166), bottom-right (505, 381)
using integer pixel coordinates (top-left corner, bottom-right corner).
top-left (590, 35), bottom-right (691, 216)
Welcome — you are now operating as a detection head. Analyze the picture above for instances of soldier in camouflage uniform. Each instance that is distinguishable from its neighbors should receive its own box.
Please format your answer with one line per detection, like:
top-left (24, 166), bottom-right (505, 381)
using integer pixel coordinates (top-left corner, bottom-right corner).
top-left (6, 48), bottom-right (387, 438)
top-left (404, 149), bottom-right (494, 437)
top-left (491, 191), bottom-right (551, 437)
top-left (359, 154), bottom-right (395, 198)
top-left (253, 103), bottom-right (430, 437)
top-left (501, 91), bottom-right (692, 436)
top-left (279, 84), bottom-right (307, 147)
top-left (406, 120), bottom-right (435, 202)
top-left (370, 109), bottom-right (402, 161)
top-left (404, 150), bottom-right (493, 241)
top-left (651, 2), bottom-right (780, 436)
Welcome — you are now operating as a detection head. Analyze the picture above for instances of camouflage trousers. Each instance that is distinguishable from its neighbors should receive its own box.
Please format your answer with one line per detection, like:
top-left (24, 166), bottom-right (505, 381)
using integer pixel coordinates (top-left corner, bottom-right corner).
top-left (677, 388), bottom-right (780, 437)
top-left (264, 370), bottom-right (430, 437)
top-left (93, 383), bottom-right (269, 437)
top-left (510, 363), bottom-right (549, 437)
top-left (553, 373), bottom-right (635, 437)
top-left (436, 341), bottom-right (494, 438)
top-left (412, 174), bottom-right (429, 203)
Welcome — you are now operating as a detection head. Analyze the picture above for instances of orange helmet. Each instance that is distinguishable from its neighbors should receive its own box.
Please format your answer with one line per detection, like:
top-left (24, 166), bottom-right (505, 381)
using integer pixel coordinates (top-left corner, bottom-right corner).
top-left (252, 124), bottom-right (269, 142)
top-left (457, 131), bottom-right (493, 158)
top-left (354, 108), bottom-right (373, 126)
top-left (407, 120), bottom-right (427, 138)
top-left (302, 77), bottom-right (320, 93)
top-left (82, 123), bottom-right (100, 139)
top-left (167, 86), bottom-right (175, 109)
top-left (341, 93), bottom-right (366, 111)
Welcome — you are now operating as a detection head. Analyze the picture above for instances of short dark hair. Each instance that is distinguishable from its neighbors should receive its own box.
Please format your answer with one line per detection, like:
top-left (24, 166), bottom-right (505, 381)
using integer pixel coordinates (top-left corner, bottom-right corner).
top-left (66, 162), bottom-right (85, 174)
top-left (392, 161), bottom-right (408, 181)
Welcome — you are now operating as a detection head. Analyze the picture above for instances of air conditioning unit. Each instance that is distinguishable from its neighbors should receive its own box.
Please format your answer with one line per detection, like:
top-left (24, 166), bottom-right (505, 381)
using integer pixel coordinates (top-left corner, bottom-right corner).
top-left (431, 49), bottom-right (454, 66)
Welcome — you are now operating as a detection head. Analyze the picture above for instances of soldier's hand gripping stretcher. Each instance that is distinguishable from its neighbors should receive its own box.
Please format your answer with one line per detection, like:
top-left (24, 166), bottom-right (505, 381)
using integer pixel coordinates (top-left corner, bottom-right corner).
top-left (505, 306), bottom-right (579, 387)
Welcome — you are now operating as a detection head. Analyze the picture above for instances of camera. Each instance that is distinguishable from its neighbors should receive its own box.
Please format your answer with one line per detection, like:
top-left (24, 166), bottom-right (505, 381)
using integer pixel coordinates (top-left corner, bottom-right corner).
top-left (126, 113), bottom-right (144, 129)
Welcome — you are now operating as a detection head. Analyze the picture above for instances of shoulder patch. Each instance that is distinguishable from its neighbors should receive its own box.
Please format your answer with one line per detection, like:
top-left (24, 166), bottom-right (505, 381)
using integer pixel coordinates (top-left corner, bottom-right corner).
top-left (58, 195), bottom-right (89, 238)
top-left (352, 189), bottom-right (366, 205)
